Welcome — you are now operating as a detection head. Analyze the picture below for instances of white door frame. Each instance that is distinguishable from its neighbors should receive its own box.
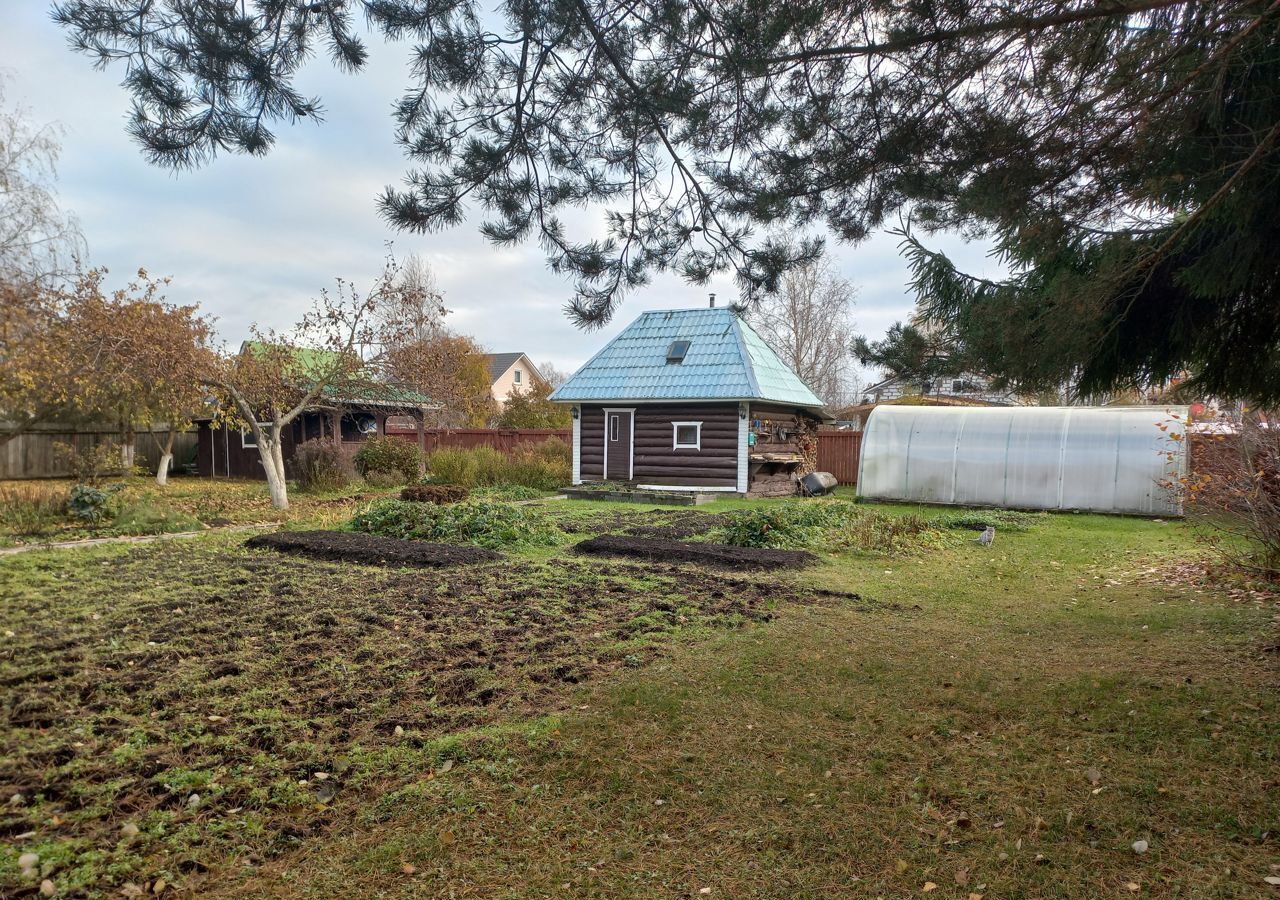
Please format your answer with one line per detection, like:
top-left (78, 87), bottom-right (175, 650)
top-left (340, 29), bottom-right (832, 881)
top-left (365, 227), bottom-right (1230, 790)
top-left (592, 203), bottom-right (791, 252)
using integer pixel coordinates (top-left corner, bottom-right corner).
top-left (602, 407), bottom-right (635, 480)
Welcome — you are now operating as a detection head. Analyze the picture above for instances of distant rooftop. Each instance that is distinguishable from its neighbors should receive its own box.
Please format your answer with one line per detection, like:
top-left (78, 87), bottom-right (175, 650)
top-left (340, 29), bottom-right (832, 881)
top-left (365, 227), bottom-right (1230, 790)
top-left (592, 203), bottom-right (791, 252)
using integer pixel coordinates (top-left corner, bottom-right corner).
top-left (550, 307), bottom-right (826, 409)
top-left (483, 352), bottom-right (540, 384)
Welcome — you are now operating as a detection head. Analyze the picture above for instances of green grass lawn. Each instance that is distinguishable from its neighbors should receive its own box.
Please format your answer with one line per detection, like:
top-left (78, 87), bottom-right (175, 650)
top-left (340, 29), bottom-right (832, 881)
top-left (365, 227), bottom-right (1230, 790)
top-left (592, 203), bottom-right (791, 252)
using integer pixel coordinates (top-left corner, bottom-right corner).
top-left (1, 497), bottom-right (1276, 898)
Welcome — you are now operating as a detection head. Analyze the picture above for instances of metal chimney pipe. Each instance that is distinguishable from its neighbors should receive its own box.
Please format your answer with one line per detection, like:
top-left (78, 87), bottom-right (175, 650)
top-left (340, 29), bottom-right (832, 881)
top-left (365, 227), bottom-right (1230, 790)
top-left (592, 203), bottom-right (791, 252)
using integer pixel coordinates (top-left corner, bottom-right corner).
top-left (709, 292), bottom-right (716, 308)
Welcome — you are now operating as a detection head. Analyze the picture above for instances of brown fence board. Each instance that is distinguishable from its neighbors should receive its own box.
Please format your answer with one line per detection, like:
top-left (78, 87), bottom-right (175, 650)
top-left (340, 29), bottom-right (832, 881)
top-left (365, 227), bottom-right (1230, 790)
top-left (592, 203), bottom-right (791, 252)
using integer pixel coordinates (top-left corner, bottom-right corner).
top-left (816, 430), bottom-right (862, 485)
top-left (0, 430), bottom-right (199, 480)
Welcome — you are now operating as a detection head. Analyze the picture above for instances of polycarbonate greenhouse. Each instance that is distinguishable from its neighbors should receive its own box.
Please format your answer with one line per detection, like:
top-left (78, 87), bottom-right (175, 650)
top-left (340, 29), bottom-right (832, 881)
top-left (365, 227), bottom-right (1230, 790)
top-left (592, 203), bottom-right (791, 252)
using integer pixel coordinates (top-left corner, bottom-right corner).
top-left (856, 405), bottom-right (1188, 516)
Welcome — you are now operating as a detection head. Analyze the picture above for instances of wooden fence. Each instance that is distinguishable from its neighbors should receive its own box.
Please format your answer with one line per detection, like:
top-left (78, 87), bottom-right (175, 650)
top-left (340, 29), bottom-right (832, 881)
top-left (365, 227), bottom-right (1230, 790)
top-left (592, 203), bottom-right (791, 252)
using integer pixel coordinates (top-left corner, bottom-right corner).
top-left (0, 429), bottom-right (199, 480)
top-left (384, 425), bottom-right (571, 455)
top-left (816, 430), bottom-right (862, 485)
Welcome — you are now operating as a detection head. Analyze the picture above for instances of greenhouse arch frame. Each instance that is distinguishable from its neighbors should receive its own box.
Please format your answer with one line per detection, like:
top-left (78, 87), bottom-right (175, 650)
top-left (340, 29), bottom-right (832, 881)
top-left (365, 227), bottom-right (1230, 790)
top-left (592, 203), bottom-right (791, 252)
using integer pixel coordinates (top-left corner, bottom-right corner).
top-left (855, 406), bottom-right (1188, 516)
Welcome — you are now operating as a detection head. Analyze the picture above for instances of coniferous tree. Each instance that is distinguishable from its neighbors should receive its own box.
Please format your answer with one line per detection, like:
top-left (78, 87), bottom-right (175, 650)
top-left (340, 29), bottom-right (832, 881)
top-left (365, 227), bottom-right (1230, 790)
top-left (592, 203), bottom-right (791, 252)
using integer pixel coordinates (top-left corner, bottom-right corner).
top-left (52, 1), bottom-right (1280, 399)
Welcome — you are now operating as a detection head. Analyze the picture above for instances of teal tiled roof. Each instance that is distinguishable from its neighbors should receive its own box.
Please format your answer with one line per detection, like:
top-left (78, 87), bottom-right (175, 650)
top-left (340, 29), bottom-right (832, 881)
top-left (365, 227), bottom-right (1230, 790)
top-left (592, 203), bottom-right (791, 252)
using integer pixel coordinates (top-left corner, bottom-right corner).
top-left (550, 307), bottom-right (826, 409)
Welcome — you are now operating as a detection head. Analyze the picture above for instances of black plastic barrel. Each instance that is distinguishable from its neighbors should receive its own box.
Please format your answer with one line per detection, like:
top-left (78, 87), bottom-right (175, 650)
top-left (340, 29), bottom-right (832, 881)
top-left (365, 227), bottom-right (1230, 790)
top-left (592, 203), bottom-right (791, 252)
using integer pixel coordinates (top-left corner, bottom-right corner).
top-left (800, 472), bottom-right (839, 496)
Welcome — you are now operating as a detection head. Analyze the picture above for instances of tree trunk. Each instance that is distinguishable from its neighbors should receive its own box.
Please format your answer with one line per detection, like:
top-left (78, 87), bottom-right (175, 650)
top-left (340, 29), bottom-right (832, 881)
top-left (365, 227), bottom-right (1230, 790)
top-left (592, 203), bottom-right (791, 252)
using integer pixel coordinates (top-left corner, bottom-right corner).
top-left (121, 428), bottom-right (137, 470)
top-left (259, 431), bottom-right (290, 510)
top-left (155, 430), bottom-right (175, 487)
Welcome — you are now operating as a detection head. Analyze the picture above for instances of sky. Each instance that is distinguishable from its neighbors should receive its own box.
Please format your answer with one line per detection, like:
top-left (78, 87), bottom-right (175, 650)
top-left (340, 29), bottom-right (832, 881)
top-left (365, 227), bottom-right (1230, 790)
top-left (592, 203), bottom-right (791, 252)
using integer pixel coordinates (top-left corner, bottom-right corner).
top-left (1, 4), bottom-right (1004, 382)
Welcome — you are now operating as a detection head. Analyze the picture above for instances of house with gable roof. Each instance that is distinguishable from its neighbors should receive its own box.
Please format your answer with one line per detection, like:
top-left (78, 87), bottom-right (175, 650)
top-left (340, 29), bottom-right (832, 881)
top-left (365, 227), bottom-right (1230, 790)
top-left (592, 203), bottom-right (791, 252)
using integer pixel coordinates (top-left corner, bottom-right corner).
top-left (550, 304), bottom-right (832, 495)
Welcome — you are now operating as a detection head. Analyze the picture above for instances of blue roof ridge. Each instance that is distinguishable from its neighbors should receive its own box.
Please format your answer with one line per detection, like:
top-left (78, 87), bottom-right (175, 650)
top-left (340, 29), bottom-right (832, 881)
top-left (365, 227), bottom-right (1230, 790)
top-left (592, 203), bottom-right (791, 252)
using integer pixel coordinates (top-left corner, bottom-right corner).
top-left (729, 314), bottom-right (763, 397)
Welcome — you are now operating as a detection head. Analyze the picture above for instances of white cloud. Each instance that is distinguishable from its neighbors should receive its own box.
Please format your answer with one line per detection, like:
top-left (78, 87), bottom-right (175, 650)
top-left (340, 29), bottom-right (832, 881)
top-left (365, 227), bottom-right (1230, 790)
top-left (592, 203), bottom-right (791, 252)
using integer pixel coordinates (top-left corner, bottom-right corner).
top-left (2, 7), bottom-right (1001, 374)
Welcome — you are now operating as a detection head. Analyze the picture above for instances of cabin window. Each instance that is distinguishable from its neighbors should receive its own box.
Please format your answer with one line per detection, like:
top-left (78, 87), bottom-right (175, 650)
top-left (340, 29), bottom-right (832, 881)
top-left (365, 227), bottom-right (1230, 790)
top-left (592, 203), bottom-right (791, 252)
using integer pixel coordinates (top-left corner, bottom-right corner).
top-left (241, 423), bottom-right (268, 449)
top-left (666, 340), bottom-right (691, 364)
top-left (672, 421), bottom-right (702, 450)
top-left (609, 414), bottom-right (620, 442)
top-left (513, 369), bottom-right (522, 384)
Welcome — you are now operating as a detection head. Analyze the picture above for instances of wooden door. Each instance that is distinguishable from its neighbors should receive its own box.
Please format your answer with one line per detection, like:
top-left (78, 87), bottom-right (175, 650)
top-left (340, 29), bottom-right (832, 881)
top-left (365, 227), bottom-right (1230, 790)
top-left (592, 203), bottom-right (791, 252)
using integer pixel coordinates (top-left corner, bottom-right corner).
top-left (605, 410), bottom-right (633, 480)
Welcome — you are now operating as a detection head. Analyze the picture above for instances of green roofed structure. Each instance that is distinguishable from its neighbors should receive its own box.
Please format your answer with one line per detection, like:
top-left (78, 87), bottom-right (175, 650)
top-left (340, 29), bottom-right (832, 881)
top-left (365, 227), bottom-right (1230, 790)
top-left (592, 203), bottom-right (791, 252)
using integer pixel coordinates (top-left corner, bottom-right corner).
top-left (196, 342), bottom-right (435, 480)
top-left (551, 305), bottom-right (832, 496)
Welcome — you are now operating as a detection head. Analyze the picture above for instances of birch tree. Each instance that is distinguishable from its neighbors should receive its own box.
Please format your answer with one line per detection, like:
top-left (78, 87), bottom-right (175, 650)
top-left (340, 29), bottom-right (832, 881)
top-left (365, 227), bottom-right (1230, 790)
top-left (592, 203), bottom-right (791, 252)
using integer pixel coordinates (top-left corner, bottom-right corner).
top-left (747, 258), bottom-right (856, 406)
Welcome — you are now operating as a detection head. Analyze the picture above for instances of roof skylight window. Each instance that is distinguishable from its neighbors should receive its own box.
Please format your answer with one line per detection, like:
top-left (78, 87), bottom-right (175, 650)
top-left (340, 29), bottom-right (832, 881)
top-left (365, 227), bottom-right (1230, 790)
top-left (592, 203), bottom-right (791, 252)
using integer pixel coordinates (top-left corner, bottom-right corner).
top-left (666, 340), bottom-right (691, 364)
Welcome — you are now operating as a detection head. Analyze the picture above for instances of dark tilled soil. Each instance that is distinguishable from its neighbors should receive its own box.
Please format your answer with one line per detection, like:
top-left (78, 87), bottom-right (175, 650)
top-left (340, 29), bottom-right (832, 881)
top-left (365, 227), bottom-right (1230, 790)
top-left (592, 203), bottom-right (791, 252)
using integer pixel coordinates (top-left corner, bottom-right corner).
top-left (245, 529), bottom-right (500, 567)
top-left (574, 534), bottom-right (818, 569)
top-left (0, 541), bottom-right (857, 896)
top-left (558, 508), bottom-right (728, 540)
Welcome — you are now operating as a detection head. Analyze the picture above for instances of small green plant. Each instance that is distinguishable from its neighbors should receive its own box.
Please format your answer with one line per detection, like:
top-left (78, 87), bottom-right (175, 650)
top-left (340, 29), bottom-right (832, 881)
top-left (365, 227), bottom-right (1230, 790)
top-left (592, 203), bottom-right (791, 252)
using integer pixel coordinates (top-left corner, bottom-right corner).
top-left (354, 436), bottom-right (423, 483)
top-left (349, 498), bottom-right (560, 548)
top-left (67, 482), bottom-right (123, 524)
top-left (0, 484), bottom-right (66, 536)
top-left (293, 438), bottom-right (357, 491)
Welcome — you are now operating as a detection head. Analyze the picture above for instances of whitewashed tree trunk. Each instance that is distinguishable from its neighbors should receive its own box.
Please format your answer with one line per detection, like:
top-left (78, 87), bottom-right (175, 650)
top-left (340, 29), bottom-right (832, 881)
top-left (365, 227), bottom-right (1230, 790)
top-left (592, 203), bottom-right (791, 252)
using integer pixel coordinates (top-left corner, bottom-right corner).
top-left (154, 430), bottom-right (175, 486)
top-left (258, 428), bottom-right (290, 510)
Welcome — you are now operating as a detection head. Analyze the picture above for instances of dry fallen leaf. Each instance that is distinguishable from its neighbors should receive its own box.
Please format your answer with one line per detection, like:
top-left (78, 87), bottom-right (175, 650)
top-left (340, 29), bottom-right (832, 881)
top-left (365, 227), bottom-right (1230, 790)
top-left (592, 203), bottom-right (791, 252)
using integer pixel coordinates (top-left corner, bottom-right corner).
top-left (439, 830), bottom-right (456, 846)
top-left (922, 883), bottom-right (938, 893)
top-left (955, 868), bottom-right (970, 887)
top-left (401, 864), bottom-right (416, 875)
top-left (1126, 882), bottom-right (1141, 892)
top-left (1086, 767), bottom-right (1103, 786)
top-left (896, 859), bottom-right (910, 874)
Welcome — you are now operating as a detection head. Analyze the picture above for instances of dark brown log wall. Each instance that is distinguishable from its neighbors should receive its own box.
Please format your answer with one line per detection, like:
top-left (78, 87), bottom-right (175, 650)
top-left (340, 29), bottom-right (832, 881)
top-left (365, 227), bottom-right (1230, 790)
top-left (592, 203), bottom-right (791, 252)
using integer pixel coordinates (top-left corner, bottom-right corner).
top-left (580, 406), bottom-right (606, 479)
top-left (579, 403), bottom-right (740, 486)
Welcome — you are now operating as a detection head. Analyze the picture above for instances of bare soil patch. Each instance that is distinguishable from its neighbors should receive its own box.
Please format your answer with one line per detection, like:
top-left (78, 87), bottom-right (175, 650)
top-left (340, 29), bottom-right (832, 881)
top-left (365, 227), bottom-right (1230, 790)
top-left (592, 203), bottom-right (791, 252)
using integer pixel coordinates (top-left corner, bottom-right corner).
top-left (574, 533), bottom-right (817, 569)
top-left (245, 529), bottom-right (498, 567)
top-left (557, 508), bottom-right (728, 540)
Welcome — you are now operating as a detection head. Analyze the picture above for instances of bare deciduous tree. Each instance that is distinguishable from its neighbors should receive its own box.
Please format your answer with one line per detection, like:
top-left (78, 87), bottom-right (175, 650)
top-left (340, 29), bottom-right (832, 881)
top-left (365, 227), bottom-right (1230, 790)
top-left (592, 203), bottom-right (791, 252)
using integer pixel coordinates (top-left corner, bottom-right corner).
top-left (747, 258), bottom-right (857, 407)
top-left (0, 78), bottom-right (84, 287)
top-left (537, 362), bottom-right (570, 390)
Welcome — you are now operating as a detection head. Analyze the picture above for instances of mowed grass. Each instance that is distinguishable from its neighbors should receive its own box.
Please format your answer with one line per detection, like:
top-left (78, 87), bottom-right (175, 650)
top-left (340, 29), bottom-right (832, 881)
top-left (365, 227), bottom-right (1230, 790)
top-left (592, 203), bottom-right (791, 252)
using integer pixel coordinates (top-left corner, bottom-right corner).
top-left (233, 511), bottom-right (1279, 899)
top-left (1, 499), bottom-right (1277, 897)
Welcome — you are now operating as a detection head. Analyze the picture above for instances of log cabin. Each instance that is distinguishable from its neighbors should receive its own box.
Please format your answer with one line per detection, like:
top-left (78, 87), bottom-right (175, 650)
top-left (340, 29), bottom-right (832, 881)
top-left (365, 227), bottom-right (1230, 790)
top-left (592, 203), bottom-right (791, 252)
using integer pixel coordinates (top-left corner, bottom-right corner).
top-left (550, 304), bottom-right (832, 496)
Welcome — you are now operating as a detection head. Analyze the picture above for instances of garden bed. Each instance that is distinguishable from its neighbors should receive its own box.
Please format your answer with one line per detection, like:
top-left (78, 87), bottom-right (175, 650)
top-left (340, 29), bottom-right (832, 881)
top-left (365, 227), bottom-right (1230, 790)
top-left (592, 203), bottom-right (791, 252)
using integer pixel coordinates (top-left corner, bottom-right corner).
top-left (573, 534), bottom-right (817, 569)
top-left (245, 529), bottom-right (500, 567)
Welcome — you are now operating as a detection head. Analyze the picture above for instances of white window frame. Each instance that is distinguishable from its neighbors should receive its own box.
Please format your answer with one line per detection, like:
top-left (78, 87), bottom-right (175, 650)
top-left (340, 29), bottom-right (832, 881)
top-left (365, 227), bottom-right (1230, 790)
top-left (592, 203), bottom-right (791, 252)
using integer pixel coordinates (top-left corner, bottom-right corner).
top-left (672, 421), bottom-right (702, 450)
top-left (513, 368), bottom-right (522, 384)
top-left (241, 423), bottom-right (269, 449)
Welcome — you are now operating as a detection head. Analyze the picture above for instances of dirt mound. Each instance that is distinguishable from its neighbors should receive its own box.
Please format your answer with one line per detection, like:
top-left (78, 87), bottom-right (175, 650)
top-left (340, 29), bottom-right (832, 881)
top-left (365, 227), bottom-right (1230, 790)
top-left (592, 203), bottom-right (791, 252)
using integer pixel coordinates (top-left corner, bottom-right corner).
top-left (559, 509), bottom-right (728, 539)
top-left (245, 530), bottom-right (499, 567)
top-left (573, 534), bottom-right (816, 569)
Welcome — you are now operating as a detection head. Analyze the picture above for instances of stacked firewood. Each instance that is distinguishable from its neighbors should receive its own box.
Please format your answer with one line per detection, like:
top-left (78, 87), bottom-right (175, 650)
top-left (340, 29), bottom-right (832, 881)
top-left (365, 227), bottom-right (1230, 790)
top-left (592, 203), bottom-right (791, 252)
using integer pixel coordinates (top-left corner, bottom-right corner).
top-left (749, 472), bottom-right (798, 497)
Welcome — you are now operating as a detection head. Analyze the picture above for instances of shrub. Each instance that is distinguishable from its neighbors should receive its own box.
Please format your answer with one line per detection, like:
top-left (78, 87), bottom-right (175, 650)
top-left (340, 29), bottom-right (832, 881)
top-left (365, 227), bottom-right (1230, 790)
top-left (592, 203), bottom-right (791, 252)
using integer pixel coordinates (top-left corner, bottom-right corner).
top-left (401, 484), bottom-right (470, 504)
top-left (1184, 416), bottom-right (1280, 578)
top-left (350, 498), bottom-right (560, 548)
top-left (0, 484), bottom-right (66, 536)
top-left (426, 440), bottom-right (570, 490)
top-left (67, 483), bottom-right (123, 525)
top-left (354, 436), bottom-right (423, 482)
top-left (293, 439), bottom-right (357, 491)
top-left (54, 440), bottom-right (122, 485)
top-left (720, 500), bottom-right (948, 554)
top-left (112, 498), bottom-right (204, 535)
top-left (505, 439), bottom-right (571, 490)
